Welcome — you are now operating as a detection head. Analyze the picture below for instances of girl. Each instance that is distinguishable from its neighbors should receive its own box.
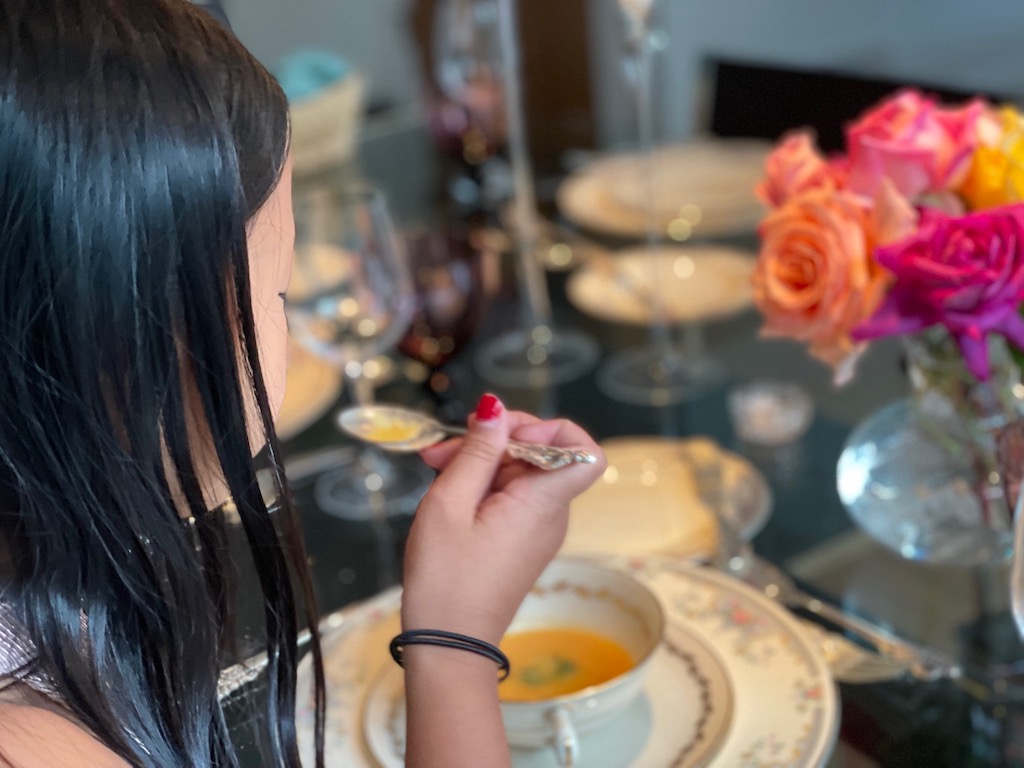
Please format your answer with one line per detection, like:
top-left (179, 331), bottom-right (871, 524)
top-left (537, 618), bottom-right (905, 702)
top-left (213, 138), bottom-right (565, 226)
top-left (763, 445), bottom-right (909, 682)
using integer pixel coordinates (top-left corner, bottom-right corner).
top-left (0, 1), bottom-right (604, 766)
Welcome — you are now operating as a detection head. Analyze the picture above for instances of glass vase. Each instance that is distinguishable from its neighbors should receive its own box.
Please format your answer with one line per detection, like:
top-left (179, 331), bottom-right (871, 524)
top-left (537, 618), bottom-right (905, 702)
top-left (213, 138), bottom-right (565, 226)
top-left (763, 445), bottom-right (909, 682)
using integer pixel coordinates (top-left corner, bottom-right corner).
top-left (837, 328), bottom-right (1024, 567)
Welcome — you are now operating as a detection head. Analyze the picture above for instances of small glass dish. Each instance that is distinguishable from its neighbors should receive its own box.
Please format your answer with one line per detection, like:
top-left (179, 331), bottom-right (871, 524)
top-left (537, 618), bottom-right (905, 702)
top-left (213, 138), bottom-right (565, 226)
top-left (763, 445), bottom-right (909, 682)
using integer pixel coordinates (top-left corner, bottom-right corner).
top-left (728, 380), bottom-right (814, 447)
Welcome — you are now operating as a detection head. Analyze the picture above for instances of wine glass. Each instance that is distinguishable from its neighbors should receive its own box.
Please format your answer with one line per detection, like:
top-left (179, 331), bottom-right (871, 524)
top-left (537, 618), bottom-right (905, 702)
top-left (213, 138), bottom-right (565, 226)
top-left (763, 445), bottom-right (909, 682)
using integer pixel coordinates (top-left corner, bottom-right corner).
top-left (597, 0), bottom-right (725, 406)
top-left (286, 184), bottom-right (432, 519)
top-left (470, 0), bottom-right (597, 388)
top-left (399, 225), bottom-right (491, 419)
top-left (428, 0), bottom-right (509, 210)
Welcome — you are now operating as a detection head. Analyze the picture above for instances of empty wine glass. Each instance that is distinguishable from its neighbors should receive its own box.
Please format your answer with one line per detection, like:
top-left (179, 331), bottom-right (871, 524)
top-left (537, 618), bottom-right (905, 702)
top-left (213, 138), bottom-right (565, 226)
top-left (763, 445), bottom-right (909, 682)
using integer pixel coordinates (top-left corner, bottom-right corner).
top-left (429, 0), bottom-right (509, 209)
top-left (597, 0), bottom-right (725, 406)
top-left (286, 184), bottom-right (432, 519)
top-left (472, 0), bottom-right (597, 388)
top-left (398, 225), bottom-right (491, 418)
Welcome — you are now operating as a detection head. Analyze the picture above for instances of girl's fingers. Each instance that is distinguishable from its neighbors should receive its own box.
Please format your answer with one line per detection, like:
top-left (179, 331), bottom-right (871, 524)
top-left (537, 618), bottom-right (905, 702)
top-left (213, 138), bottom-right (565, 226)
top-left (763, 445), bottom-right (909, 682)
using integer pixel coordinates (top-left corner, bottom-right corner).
top-left (420, 410), bottom-right (546, 472)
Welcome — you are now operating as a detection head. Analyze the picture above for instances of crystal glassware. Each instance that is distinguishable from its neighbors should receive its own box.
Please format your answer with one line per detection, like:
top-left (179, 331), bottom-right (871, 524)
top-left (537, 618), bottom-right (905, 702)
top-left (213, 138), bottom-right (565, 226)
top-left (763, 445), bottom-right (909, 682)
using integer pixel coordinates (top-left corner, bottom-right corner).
top-left (398, 225), bottom-right (491, 419)
top-left (429, 0), bottom-right (508, 210)
top-left (470, 0), bottom-right (597, 389)
top-left (286, 184), bottom-right (433, 519)
top-left (597, 0), bottom-right (725, 406)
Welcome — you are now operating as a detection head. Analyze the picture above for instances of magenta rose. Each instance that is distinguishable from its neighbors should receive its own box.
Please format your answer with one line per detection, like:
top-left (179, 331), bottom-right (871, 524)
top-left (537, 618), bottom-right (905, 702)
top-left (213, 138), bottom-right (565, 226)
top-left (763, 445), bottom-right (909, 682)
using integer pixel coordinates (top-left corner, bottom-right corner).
top-left (846, 90), bottom-right (986, 200)
top-left (854, 204), bottom-right (1024, 379)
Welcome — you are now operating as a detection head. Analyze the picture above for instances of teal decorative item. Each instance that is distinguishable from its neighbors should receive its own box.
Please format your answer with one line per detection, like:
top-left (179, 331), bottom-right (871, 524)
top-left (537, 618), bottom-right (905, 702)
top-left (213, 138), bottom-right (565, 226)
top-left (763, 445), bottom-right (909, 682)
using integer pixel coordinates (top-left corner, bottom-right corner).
top-left (273, 50), bottom-right (351, 103)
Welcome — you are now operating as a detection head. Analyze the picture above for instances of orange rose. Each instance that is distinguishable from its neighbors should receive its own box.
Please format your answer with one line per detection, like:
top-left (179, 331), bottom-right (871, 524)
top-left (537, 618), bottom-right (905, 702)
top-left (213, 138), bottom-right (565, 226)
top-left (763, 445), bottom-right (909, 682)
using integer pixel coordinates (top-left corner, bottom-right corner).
top-left (756, 131), bottom-right (842, 208)
top-left (754, 189), bottom-right (893, 383)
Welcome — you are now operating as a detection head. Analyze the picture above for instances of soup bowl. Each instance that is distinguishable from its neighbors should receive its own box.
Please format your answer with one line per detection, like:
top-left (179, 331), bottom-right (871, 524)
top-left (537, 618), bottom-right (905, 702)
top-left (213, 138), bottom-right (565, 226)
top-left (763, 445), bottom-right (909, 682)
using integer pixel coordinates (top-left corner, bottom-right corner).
top-left (499, 558), bottom-right (665, 766)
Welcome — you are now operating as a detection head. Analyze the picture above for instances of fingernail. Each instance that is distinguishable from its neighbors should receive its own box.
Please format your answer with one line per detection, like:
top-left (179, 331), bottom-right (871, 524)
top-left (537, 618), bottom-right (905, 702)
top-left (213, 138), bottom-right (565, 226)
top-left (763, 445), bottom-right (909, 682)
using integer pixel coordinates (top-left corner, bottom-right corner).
top-left (475, 393), bottom-right (502, 423)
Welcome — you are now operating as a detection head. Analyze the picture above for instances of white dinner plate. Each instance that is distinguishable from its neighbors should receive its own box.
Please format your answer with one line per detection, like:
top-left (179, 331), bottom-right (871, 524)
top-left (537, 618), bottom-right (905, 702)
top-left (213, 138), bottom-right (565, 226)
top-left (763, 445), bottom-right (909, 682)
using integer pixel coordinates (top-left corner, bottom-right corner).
top-left (557, 139), bottom-right (770, 240)
top-left (295, 558), bottom-right (838, 768)
top-left (561, 436), bottom-right (772, 561)
top-left (566, 245), bottom-right (755, 326)
top-left (361, 621), bottom-right (734, 768)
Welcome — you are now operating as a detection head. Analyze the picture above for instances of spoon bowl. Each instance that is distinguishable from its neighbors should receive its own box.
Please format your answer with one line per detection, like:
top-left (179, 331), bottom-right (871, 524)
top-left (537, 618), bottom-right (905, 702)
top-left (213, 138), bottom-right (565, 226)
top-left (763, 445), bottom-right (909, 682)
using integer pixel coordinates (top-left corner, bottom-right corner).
top-left (338, 405), bottom-right (452, 453)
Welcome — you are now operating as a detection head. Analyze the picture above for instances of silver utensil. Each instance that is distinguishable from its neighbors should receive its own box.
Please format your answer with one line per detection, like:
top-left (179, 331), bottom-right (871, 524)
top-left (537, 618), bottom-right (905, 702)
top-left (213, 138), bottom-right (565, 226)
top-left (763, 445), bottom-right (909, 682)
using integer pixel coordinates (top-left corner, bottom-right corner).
top-left (685, 442), bottom-right (960, 683)
top-left (798, 618), bottom-right (913, 684)
top-left (744, 554), bottom-right (960, 683)
top-left (337, 405), bottom-right (598, 471)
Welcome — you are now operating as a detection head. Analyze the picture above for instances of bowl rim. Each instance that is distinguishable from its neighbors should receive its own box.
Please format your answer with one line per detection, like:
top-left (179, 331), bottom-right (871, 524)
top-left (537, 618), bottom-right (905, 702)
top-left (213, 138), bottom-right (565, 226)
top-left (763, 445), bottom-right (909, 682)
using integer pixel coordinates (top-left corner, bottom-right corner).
top-left (498, 557), bottom-right (666, 710)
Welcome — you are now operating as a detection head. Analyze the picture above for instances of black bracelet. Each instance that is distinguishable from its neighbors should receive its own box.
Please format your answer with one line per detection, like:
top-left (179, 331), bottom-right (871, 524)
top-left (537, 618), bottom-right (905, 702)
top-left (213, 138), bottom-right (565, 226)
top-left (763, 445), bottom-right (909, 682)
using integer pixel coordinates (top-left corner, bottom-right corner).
top-left (390, 629), bottom-right (511, 681)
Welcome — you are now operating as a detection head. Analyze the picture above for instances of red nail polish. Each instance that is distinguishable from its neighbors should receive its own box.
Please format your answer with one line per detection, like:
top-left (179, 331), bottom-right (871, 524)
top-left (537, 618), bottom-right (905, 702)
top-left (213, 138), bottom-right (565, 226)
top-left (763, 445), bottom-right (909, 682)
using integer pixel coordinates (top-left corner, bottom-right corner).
top-left (475, 393), bottom-right (502, 422)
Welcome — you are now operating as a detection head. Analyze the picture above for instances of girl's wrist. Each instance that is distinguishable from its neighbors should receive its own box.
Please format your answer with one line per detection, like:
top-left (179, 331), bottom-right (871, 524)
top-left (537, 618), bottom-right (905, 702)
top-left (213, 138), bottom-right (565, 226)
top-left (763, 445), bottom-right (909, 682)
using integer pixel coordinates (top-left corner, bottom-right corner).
top-left (402, 644), bottom-right (502, 687)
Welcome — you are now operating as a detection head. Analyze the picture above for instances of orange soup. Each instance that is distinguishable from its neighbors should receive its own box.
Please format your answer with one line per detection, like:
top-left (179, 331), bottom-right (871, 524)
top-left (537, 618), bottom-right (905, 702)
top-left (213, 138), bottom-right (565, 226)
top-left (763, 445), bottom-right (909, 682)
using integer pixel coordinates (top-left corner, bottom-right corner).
top-left (499, 627), bottom-right (634, 702)
top-left (355, 412), bottom-right (422, 443)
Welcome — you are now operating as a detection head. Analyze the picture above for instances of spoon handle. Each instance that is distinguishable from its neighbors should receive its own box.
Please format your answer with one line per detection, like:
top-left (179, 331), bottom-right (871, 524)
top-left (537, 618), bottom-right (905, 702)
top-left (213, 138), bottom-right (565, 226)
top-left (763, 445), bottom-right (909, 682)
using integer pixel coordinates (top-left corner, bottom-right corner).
top-left (440, 425), bottom-right (597, 471)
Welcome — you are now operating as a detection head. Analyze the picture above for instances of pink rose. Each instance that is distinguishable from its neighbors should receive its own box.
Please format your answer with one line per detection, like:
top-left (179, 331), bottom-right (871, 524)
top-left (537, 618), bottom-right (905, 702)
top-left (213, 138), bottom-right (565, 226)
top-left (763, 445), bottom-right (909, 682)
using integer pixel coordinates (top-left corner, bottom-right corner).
top-left (846, 90), bottom-right (986, 200)
top-left (754, 189), bottom-right (891, 383)
top-left (757, 131), bottom-right (843, 207)
top-left (871, 177), bottom-right (919, 245)
top-left (854, 204), bottom-right (1024, 379)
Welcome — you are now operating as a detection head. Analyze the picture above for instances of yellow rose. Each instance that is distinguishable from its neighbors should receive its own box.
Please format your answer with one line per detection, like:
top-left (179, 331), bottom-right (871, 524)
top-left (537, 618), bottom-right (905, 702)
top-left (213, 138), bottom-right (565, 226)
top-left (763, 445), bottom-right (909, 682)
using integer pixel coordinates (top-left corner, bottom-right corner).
top-left (960, 107), bottom-right (1024, 209)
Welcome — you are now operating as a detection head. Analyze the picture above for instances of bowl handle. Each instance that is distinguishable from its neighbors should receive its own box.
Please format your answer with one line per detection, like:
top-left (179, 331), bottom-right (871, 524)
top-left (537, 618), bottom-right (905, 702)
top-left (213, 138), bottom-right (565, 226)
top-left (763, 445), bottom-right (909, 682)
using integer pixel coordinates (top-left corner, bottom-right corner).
top-left (549, 706), bottom-right (579, 767)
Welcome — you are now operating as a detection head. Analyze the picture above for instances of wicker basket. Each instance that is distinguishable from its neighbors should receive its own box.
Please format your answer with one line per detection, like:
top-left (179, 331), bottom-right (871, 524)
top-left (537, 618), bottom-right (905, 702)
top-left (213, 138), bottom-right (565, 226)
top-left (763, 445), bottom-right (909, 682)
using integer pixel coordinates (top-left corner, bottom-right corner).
top-left (288, 72), bottom-right (365, 176)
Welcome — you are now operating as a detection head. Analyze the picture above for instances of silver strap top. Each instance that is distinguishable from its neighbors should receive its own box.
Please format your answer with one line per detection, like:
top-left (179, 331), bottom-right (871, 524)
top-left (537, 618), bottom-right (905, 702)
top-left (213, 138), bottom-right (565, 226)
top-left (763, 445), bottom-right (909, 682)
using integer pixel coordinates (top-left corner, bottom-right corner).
top-left (0, 603), bottom-right (61, 699)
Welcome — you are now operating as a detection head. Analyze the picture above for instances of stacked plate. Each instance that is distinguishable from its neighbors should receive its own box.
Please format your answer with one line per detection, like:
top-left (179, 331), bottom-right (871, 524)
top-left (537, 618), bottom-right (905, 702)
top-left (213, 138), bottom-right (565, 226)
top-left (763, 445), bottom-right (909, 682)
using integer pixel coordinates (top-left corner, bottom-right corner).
top-left (565, 245), bottom-right (757, 327)
top-left (292, 436), bottom-right (839, 765)
top-left (560, 437), bottom-right (772, 561)
top-left (557, 139), bottom-right (770, 240)
top-left (295, 557), bottom-right (838, 767)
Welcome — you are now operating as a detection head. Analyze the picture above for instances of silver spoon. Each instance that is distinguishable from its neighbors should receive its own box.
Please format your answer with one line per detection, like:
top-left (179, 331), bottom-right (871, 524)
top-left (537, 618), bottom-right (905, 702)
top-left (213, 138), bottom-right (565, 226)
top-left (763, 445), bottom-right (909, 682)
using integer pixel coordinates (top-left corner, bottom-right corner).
top-left (337, 405), bottom-right (598, 471)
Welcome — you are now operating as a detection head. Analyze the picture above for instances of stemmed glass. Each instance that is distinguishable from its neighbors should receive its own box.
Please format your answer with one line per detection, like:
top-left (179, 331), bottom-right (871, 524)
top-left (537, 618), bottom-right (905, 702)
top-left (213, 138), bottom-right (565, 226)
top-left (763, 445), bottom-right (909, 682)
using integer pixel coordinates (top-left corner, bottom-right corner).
top-left (429, 0), bottom-right (509, 210)
top-left (597, 0), bottom-right (724, 406)
top-left (434, 0), bottom-right (598, 387)
top-left (399, 225), bottom-right (491, 420)
top-left (286, 184), bottom-right (432, 519)
top-left (1008, 431), bottom-right (1024, 638)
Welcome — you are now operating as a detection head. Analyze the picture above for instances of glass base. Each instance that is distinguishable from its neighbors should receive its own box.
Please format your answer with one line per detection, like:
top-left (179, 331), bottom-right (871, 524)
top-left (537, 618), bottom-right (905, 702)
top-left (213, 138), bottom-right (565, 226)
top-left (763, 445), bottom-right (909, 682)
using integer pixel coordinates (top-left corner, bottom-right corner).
top-left (474, 327), bottom-right (598, 388)
top-left (312, 448), bottom-right (433, 521)
top-left (597, 346), bottom-right (725, 406)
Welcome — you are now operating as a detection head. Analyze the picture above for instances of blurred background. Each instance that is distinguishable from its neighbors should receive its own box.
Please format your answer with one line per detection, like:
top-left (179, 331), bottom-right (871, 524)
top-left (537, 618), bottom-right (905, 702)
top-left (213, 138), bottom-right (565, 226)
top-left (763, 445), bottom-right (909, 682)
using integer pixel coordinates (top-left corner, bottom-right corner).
top-left (223, 0), bottom-right (1024, 148)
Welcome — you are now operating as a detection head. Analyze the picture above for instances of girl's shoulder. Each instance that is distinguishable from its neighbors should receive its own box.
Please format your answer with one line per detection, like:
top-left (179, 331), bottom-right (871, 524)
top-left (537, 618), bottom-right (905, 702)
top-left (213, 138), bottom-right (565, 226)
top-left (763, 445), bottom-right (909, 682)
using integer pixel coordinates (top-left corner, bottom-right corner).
top-left (0, 698), bottom-right (128, 767)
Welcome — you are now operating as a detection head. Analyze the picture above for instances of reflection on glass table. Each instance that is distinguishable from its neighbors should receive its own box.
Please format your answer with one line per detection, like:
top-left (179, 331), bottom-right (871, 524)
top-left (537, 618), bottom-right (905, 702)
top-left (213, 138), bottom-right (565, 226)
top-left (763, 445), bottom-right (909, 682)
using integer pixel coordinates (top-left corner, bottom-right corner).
top-left (286, 184), bottom-right (432, 519)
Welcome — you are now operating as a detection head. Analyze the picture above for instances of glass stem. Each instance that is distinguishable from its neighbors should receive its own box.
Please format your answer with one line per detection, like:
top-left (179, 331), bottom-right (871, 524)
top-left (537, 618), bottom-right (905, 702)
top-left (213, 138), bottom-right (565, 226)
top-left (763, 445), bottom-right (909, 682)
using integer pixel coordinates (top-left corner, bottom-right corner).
top-left (1012, 486), bottom-right (1024, 637)
top-left (344, 364), bottom-right (393, 484)
top-left (631, 26), bottom-right (674, 363)
top-left (495, 0), bottom-right (553, 335)
top-left (682, 324), bottom-right (706, 363)
top-left (348, 365), bottom-right (376, 408)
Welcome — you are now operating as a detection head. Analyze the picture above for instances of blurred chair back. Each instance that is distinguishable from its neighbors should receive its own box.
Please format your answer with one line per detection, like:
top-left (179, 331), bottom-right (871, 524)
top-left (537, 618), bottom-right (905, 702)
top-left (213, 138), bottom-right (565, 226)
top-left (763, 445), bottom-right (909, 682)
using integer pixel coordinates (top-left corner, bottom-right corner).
top-left (705, 58), bottom-right (1004, 151)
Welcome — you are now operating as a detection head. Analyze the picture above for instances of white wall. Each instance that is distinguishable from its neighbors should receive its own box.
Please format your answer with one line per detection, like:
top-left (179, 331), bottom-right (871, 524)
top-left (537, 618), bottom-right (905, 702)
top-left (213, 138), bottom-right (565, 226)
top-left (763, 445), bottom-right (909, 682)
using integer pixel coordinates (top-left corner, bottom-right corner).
top-left (223, 0), bottom-right (422, 107)
top-left (589, 0), bottom-right (1024, 147)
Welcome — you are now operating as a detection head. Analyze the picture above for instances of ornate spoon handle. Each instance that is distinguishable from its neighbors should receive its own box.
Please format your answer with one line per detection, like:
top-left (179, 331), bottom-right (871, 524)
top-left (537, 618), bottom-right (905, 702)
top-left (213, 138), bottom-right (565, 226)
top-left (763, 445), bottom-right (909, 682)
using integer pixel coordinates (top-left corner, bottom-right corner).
top-left (506, 441), bottom-right (598, 470)
top-left (442, 425), bottom-right (597, 471)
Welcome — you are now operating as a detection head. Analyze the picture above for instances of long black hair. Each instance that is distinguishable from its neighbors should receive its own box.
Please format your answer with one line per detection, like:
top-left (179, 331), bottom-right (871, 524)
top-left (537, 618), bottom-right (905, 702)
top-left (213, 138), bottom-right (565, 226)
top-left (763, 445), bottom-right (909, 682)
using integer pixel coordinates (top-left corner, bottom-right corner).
top-left (0, 1), bottom-right (325, 765)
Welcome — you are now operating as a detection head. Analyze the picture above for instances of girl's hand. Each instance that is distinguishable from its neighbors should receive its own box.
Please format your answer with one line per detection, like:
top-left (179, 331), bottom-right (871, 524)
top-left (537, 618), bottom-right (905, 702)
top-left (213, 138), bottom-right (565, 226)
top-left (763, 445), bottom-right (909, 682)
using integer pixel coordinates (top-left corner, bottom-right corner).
top-left (400, 394), bottom-right (605, 645)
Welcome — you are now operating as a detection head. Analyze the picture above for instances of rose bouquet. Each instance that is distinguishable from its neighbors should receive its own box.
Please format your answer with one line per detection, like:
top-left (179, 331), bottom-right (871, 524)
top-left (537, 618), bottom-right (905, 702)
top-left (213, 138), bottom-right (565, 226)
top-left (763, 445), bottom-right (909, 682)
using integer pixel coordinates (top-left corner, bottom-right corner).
top-left (753, 89), bottom-right (1024, 385)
